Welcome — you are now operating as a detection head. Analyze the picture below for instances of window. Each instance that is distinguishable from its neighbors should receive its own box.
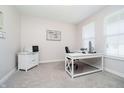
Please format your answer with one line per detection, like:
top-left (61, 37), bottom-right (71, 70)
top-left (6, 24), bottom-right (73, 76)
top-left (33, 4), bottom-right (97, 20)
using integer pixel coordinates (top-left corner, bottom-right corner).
top-left (82, 22), bottom-right (95, 50)
top-left (104, 9), bottom-right (124, 57)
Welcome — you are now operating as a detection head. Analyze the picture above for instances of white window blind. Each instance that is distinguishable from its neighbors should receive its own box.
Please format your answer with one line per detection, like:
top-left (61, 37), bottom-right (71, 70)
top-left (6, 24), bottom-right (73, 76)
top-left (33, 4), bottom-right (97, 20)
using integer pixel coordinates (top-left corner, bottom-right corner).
top-left (82, 22), bottom-right (95, 49)
top-left (104, 9), bottom-right (124, 57)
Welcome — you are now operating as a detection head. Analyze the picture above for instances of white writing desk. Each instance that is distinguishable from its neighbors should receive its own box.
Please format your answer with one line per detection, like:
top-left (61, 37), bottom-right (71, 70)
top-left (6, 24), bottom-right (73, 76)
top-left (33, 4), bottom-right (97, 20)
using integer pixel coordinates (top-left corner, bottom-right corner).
top-left (65, 53), bottom-right (104, 78)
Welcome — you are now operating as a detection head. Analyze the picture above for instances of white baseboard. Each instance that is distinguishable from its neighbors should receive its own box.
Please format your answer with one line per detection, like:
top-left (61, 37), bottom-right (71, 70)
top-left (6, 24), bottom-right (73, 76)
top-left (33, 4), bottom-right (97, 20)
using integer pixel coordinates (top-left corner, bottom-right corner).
top-left (40, 59), bottom-right (64, 63)
top-left (105, 68), bottom-right (124, 78)
top-left (0, 68), bottom-right (16, 85)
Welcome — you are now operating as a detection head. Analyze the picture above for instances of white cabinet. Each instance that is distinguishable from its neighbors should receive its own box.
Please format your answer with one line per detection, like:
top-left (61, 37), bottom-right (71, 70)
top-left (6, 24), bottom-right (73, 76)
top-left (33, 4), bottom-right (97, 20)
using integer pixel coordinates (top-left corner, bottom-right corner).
top-left (18, 52), bottom-right (39, 71)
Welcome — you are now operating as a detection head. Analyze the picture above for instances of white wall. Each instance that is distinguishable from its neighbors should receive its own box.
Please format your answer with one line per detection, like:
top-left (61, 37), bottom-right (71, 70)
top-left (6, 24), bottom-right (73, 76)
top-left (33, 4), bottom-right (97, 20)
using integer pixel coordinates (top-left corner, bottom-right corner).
top-left (20, 16), bottom-right (76, 63)
top-left (77, 5), bottom-right (124, 77)
top-left (0, 6), bottom-right (20, 80)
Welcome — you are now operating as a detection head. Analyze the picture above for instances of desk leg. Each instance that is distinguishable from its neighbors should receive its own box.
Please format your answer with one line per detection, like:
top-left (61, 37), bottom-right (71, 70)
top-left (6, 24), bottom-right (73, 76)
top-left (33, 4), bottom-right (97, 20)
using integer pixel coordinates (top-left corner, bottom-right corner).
top-left (101, 56), bottom-right (104, 71)
top-left (65, 57), bottom-right (66, 71)
top-left (65, 57), bottom-right (68, 71)
top-left (71, 59), bottom-right (74, 78)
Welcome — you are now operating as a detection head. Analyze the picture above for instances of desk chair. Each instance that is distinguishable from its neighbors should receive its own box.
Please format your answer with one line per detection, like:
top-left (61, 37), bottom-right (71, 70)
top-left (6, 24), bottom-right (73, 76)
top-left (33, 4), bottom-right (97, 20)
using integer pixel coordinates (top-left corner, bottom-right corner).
top-left (65, 46), bottom-right (78, 71)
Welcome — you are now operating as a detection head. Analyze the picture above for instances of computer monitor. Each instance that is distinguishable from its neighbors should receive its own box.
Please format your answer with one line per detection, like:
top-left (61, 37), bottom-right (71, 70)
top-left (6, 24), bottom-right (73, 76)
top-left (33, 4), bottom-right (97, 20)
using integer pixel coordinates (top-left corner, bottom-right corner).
top-left (32, 46), bottom-right (39, 52)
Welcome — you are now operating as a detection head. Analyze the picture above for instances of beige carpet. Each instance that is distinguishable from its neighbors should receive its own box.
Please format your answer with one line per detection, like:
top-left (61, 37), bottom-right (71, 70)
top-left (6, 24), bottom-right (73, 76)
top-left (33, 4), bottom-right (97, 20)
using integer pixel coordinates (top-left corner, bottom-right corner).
top-left (1, 62), bottom-right (124, 88)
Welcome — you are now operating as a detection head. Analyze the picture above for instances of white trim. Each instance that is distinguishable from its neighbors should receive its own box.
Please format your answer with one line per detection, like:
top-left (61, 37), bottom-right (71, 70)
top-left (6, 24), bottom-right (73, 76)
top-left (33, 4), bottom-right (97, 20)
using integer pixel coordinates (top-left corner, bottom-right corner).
top-left (105, 68), bottom-right (124, 78)
top-left (104, 55), bottom-right (124, 61)
top-left (40, 59), bottom-right (64, 63)
top-left (0, 68), bottom-right (16, 85)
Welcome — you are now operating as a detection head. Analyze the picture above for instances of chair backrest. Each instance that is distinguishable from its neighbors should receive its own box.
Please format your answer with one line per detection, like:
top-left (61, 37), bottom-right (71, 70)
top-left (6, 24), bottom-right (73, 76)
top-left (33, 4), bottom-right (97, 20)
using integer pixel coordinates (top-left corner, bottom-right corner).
top-left (65, 46), bottom-right (71, 53)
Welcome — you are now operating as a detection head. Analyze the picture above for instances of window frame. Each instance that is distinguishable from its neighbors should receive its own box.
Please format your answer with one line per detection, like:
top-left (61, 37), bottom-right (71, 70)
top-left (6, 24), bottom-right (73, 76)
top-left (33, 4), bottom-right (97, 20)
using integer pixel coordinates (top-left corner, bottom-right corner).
top-left (104, 9), bottom-right (124, 58)
top-left (82, 21), bottom-right (96, 49)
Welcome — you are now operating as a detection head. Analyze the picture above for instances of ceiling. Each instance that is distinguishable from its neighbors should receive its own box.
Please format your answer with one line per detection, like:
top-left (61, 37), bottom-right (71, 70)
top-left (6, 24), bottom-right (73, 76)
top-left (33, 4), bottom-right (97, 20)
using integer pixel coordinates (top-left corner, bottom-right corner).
top-left (16, 5), bottom-right (106, 24)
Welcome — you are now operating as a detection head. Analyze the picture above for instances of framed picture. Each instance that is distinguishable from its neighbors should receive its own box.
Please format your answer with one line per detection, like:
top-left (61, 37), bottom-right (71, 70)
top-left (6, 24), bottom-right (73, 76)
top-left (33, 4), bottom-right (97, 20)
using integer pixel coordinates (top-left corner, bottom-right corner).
top-left (0, 11), bottom-right (5, 39)
top-left (0, 11), bottom-right (3, 31)
top-left (46, 30), bottom-right (61, 41)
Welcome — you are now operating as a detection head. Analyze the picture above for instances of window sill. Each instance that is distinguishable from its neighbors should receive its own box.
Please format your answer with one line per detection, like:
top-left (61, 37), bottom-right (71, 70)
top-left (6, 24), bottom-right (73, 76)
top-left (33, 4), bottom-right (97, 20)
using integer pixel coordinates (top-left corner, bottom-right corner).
top-left (104, 55), bottom-right (124, 61)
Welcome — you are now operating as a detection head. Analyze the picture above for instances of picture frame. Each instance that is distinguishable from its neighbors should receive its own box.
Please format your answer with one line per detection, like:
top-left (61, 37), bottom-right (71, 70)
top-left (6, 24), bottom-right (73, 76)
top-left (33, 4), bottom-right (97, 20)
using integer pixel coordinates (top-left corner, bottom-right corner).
top-left (46, 30), bottom-right (61, 41)
top-left (0, 11), bottom-right (3, 31)
top-left (0, 11), bottom-right (5, 39)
